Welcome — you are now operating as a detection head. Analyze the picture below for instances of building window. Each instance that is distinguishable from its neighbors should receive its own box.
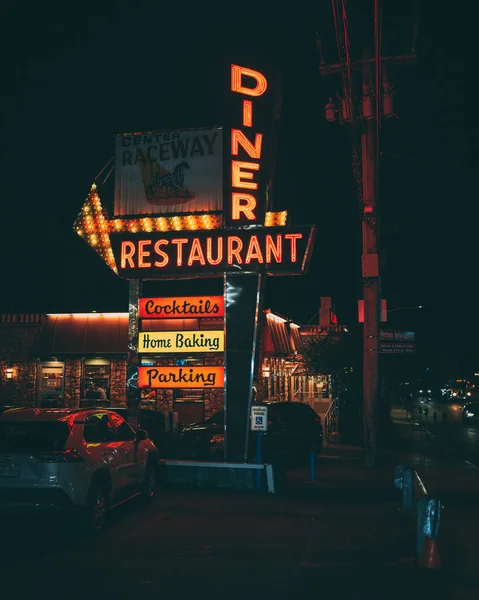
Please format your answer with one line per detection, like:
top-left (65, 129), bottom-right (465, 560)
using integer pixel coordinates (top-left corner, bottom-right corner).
top-left (38, 362), bottom-right (65, 407)
top-left (82, 358), bottom-right (111, 401)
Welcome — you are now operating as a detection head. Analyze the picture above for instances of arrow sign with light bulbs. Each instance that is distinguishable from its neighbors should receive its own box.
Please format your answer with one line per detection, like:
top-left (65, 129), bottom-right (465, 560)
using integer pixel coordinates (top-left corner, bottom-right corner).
top-left (73, 183), bottom-right (295, 277)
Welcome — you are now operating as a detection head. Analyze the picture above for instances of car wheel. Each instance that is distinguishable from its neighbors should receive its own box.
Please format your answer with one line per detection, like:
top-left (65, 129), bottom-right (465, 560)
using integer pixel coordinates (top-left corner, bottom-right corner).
top-left (87, 480), bottom-right (110, 535)
top-left (141, 461), bottom-right (157, 504)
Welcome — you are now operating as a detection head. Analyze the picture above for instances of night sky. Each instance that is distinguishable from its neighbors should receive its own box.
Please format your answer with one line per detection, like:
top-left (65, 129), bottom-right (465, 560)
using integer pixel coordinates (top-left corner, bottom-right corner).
top-left (0, 2), bottom-right (476, 375)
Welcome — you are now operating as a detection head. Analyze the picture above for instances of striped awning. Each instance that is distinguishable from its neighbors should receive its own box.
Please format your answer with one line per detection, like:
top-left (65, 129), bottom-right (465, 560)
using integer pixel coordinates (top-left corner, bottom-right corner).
top-left (264, 315), bottom-right (298, 357)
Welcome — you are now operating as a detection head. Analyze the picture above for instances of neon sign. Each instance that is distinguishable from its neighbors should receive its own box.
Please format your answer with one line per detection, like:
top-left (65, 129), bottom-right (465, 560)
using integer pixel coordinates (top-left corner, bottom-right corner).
top-left (138, 366), bottom-right (224, 388)
top-left (110, 226), bottom-right (315, 279)
top-left (138, 331), bottom-right (224, 353)
top-left (226, 64), bottom-right (271, 226)
top-left (139, 296), bottom-right (224, 318)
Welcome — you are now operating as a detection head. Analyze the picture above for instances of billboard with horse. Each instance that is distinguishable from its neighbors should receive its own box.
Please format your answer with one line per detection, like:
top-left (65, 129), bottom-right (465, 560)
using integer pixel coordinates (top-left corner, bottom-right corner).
top-left (114, 127), bottom-right (223, 217)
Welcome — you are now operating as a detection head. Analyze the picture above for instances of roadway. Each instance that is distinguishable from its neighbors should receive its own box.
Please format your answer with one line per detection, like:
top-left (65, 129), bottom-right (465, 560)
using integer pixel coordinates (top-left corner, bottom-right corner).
top-left (411, 397), bottom-right (479, 467)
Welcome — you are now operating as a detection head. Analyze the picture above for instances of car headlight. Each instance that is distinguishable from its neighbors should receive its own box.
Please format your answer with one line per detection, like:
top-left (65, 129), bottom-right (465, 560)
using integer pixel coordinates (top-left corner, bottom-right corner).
top-left (467, 412), bottom-right (475, 417)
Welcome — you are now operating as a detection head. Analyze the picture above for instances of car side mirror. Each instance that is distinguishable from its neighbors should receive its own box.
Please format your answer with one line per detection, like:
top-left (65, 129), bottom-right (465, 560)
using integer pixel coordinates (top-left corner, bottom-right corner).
top-left (136, 429), bottom-right (148, 442)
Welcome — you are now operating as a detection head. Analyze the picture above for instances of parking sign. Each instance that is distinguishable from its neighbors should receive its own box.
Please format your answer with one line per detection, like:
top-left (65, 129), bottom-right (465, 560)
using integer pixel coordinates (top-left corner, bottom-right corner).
top-left (251, 406), bottom-right (268, 431)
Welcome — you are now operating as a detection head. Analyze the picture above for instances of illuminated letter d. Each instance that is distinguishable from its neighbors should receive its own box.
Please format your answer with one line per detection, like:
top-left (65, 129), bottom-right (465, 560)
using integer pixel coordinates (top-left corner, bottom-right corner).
top-left (231, 65), bottom-right (268, 97)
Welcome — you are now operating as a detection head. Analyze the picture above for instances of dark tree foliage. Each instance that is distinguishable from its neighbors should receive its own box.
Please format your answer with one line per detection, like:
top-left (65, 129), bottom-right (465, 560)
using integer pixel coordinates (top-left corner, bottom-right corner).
top-left (301, 329), bottom-right (362, 443)
top-left (300, 330), bottom-right (359, 377)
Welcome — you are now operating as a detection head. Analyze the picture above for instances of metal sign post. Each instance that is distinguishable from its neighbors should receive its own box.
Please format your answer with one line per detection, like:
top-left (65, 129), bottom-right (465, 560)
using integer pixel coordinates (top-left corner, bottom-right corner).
top-left (251, 406), bottom-right (268, 490)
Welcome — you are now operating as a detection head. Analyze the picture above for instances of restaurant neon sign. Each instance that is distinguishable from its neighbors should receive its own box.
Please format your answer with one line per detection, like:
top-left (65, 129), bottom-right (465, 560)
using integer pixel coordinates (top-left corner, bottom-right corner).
top-left (110, 226), bottom-right (315, 278)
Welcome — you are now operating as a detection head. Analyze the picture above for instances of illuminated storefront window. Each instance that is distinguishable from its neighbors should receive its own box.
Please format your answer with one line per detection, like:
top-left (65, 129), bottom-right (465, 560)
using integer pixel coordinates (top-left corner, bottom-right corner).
top-left (38, 362), bottom-right (65, 407)
top-left (82, 358), bottom-right (111, 401)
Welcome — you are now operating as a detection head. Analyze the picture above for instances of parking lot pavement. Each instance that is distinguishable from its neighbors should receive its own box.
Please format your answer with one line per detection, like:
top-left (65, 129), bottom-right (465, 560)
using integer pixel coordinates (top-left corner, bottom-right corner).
top-left (0, 459), bottom-right (440, 600)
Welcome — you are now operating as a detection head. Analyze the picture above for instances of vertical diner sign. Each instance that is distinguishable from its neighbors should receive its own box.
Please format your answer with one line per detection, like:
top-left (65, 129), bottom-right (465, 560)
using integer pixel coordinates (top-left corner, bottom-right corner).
top-left (225, 64), bottom-right (271, 227)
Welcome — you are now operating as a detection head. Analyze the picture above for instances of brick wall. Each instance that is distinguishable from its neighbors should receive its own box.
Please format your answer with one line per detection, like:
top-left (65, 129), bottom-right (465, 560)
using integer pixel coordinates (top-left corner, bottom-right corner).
top-left (0, 316), bottom-right (43, 406)
top-left (155, 389), bottom-right (174, 412)
top-left (64, 359), bottom-right (82, 407)
top-left (0, 360), bottom-right (37, 406)
top-left (110, 359), bottom-right (127, 406)
top-left (204, 354), bottom-right (224, 417)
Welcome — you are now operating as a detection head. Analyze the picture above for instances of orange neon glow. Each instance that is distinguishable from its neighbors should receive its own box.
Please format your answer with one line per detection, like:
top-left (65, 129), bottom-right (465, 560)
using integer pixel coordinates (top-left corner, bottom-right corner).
top-left (153, 240), bottom-right (169, 267)
top-left (231, 129), bottom-right (263, 159)
top-left (138, 366), bottom-right (224, 389)
top-left (243, 100), bottom-right (253, 126)
top-left (231, 64), bottom-right (268, 97)
top-left (265, 211), bottom-right (288, 227)
top-left (245, 235), bottom-right (264, 264)
top-left (171, 238), bottom-right (188, 266)
top-left (227, 236), bottom-right (243, 265)
top-left (48, 313), bottom-right (127, 318)
top-left (139, 296), bottom-right (224, 319)
top-left (121, 241), bottom-right (136, 268)
top-left (187, 238), bottom-right (206, 266)
top-left (138, 240), bottom-right (152, 268)
top-left (285, 233), bottom-right (302, 262)
top-left (206, 237), bottom-right (223, 265)
top-left (107, 214), bottom-right (223, 235)
top-left (232, 193), bottom-right (257, 220)
top-left (231, 161), bottom-right (259, 190)
top-left (265, 234), bottom-right (282, 263)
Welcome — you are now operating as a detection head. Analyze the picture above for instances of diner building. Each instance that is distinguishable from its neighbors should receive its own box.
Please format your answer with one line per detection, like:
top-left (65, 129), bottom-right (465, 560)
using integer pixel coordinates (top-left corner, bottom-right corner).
top-left (0, 299), bottom-right (341, 425)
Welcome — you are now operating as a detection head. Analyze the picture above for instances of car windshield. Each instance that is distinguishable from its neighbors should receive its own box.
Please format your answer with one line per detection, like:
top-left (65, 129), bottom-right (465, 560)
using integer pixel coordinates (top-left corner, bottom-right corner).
top-left (0, 421), bottom-right (70, 452)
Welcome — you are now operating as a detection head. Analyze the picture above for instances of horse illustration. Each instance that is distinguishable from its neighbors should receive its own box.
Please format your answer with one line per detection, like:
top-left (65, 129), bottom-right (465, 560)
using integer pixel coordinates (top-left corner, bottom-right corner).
top-left (146, 161), bottom-right (191, 200)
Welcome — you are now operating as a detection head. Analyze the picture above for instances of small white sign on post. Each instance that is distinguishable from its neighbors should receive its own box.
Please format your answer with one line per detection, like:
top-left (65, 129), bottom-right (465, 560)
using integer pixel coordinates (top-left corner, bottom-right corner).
top-left (251, 405), bottom-right (268, 432)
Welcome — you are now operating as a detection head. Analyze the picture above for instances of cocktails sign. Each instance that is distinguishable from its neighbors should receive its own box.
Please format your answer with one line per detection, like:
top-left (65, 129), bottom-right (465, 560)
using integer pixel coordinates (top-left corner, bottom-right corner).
top-left (139, 296), bottom-right (224, 319)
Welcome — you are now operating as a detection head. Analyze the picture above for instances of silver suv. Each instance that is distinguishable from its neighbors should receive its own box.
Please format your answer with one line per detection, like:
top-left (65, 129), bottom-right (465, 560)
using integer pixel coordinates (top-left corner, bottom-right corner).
top-left (0, 408), bottom-right (159, 533)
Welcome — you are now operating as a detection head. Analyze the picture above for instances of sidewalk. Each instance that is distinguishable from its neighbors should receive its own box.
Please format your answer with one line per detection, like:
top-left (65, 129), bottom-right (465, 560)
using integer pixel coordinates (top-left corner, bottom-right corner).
top-left (390, 406), bottom-right (479, 599)
top-left (275, 408), bottom-right (479, 599)
top-left (152, 458), bottom-right (432, 599)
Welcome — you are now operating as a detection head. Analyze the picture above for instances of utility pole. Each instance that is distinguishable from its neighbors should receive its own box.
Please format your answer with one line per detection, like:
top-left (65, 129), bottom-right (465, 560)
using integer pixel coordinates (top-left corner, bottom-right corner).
top-left (361, 52), bottom-right (380, 466)
top-left (319, 2), bottom-right (416, 465)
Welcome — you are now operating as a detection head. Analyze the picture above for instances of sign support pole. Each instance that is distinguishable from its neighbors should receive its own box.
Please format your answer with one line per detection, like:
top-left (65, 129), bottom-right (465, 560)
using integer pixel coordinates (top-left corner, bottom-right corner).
top-left (309, 450), bottom-right (316, 482)
top-left (256, 431), bottom-right (262, 490)
top-left (127, 278), bottom-right (142, 429)
top-left (224, 273), bottom-right (264, 462)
